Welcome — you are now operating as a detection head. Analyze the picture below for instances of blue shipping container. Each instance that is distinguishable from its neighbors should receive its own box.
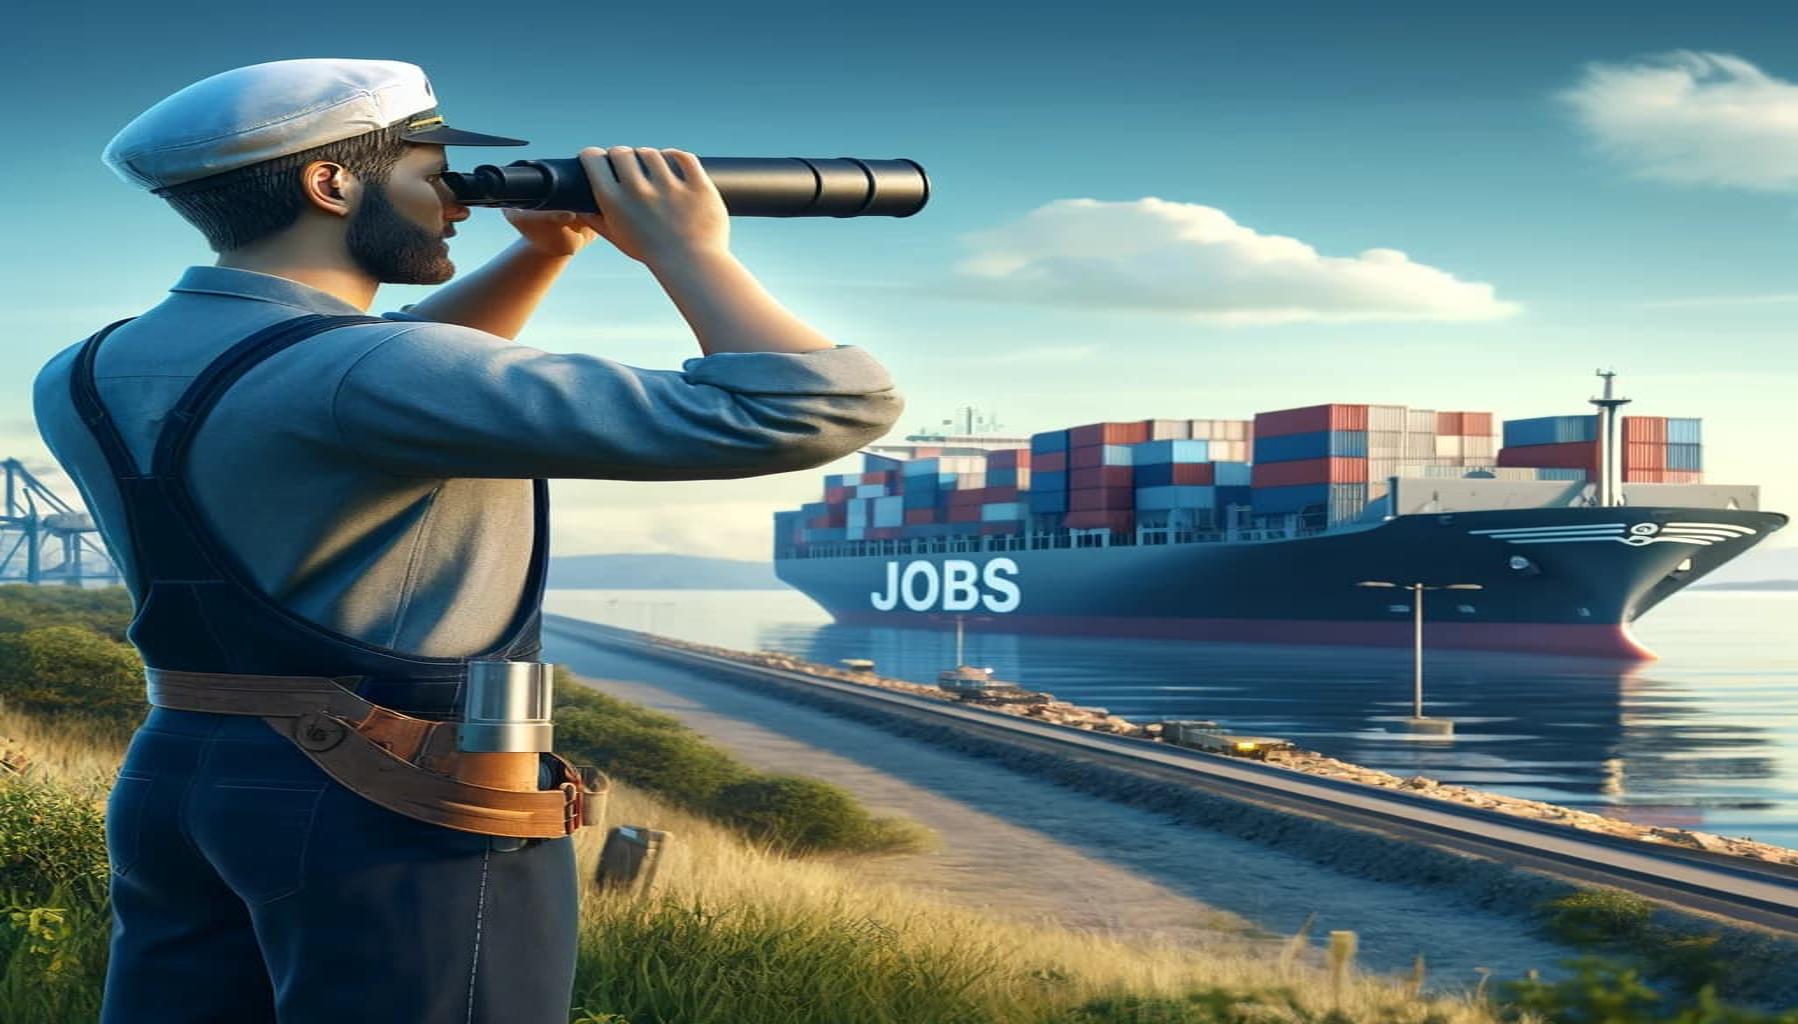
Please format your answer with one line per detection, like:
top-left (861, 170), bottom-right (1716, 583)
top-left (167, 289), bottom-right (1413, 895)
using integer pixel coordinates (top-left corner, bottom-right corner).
top-left (1216, 485), bottom-right (1253, 508)
top-left (1254, 430), bottom-right (1368, 463)
top-left (1131, 439), bottom-right (1210, 464)
top-left (1668, 443), bottom-right (1703, 471)
top-left (1669, 419), bottom-right (1703, 445)
top-left (1540, 468), bottom-right (1589, 481)
top-left (1503, 415), bottom-right (1597, 447)
top-left (1031, 430), bottom-right (1070, 454)
top-left (1028, 489), bottom-right (1069, 513)
top-left (1031, 470), bottom-right (1069, 492)
top-left (1214, 461), bottom-right (1252, 487)
top-left (1135, 485), bottom-right (1217, 511)
top-left (1252, 483), bottom-right (1367, 520)
top-left (981, 503), bottom-right (1027, 522)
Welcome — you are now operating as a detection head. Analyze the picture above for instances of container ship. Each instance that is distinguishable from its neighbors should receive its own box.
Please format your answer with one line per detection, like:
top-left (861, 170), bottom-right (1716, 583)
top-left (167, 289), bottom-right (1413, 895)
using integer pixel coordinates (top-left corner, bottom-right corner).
top-left (773, 377), bottom-right (1786, 659)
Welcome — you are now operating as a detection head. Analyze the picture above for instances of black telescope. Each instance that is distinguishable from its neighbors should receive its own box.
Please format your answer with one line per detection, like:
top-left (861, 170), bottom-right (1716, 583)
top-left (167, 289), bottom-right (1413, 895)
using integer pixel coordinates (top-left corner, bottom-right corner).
top-left (442, 156), bottom-right (929, 218)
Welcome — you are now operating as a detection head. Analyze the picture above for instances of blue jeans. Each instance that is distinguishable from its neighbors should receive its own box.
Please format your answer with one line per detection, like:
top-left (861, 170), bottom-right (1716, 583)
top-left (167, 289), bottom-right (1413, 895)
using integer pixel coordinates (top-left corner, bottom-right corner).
top-left (100, 707), bottom-right (579, 1023)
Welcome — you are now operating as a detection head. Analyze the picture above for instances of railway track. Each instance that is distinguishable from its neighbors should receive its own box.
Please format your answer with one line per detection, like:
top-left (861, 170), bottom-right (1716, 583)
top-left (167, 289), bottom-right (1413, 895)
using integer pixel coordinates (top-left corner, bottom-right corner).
top-left (544, 616), bottom-right (1798, 935)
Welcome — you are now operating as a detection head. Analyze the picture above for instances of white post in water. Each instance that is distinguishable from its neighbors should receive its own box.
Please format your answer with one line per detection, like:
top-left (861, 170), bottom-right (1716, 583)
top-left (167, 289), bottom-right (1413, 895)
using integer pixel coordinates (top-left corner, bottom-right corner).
top-left (955, 614), bottom-right (965, 666)
top-left (1411, 583), bottom-right (1425, 719)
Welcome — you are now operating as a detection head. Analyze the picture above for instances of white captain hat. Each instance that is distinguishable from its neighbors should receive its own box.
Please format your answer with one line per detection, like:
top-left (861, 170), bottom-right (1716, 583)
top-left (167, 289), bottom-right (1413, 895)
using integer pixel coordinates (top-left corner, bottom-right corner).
top-left (102, 58), bottom-right (528, 193)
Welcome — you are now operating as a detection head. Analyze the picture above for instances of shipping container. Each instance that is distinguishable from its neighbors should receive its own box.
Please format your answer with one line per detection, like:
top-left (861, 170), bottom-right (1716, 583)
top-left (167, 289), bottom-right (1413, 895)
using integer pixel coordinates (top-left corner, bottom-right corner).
top-left (1254, 403), bottom-right (1369, 439)
top-left (1668, 443), bottom-right (1702, 471)
top-left (1134, 462), bottom-right (1216, 487)
top-left (1465, 436), bottom-right (1496, 460)
top-left (1027, 488), bottom-right (1069, 513)
top-left (981, 502), bottom-right (1028, 522)
top-left (1142, 419), bottom-right (1192, 440)
top-left (1497, 441), bottom-right (1598, 471)
top-left (1669, 418), bottom-right (1702, 445)
top-left (1069, 485), bottom-right (1136, 511)
top-left (1032, 469), bottom-right (1069, 492)
top-left (1033, 451), bottom-right (1068, 473)
top-left (1664, 470), bottom-right (1703, 484)
top-left (979, 521), bottom-right (1024, 535)
top-left (1070, 444), bottom-right (1136, 469)
top-left (1405, 409), bottom-right (1438, 435)
top-left (1069, 421), bottom-right (1152, 447)
top-left (1368, 405), bottom-right (1406, 432)
top-left (987, 449), bottom-right (1031, 470)
top-left (1434, 435), bottom-right (1464, 459)
top-left (1135, 485), bottom-right (1218, 511)
top-left (872, 496), bottom-right (904, 528)
top-left (1255, 429), bottom-right (1370, 463)
top-left (862, 453), bottom-right (905, 474)
top-left (1030, 430), bottom-right (1070, 454)
top-left (1624, 442), bottom-right (1666, 471)
top-left (947, 505), bottom-right (982, 523)
top-left (846, 499), bottom-right (869, 529)
top-left (1064, 509), bottom-right (1135, 532)
top-left (1504, 415), bottom-right (1597, 447)
top-left (853, 483), bottom-right (888, 498)
top-left (1131, 439), bottom-right (1212, 464)
top-left (903, 508), bottom-right (937, 525)
top-left (1069, 465), bottom-right (1134, 489)
top-left (1216, 485), bottom-right (1254, 509)
top-left (1623, 416), bottom-right (1667, 445)
top-left (1251, 457), bottom-right (1369, 488)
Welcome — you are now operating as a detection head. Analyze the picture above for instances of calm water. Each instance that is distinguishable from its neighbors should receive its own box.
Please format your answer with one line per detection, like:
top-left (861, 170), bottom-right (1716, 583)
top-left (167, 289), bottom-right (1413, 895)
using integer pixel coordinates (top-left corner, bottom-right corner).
top-left (545, 588), bottom-right (1798, 848)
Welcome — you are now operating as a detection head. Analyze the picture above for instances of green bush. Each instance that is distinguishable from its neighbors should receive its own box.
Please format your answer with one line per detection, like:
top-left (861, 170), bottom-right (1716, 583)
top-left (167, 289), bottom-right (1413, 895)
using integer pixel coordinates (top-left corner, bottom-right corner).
top-left (0, 586), bottom-right (133, 643)
top-left (0, 626), bottom-right (145, 723)
top-left (0, 775), bottom-right (109, 910)
top-left (552, 667), bottom-right (929, 856)
top-left (1498, 956), bottom-right (1798, 1024)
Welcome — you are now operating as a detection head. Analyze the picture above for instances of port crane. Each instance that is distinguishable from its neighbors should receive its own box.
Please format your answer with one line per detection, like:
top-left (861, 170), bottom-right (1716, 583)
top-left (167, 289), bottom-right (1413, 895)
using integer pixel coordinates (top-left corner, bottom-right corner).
top-left (0, 458), bottom-right (121, 584)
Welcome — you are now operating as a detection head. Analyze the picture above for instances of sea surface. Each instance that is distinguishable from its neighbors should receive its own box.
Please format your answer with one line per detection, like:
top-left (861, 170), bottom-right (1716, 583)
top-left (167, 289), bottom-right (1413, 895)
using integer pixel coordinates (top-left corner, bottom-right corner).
top-left (546, 587), bottom-right (1798, 849)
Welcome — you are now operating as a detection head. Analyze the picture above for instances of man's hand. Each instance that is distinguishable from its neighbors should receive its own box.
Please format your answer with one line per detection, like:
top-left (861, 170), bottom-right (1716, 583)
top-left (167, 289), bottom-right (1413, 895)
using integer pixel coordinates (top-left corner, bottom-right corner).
top-left (502, 207), bottom-right (602, 258)
top-left (577, 146), bottom-right (730, 266)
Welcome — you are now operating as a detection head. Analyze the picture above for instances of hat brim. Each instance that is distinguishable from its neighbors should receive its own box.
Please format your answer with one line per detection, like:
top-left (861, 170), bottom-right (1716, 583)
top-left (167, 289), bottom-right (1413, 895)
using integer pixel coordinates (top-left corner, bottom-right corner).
top-left (401, 124), bottom-right (529, 147)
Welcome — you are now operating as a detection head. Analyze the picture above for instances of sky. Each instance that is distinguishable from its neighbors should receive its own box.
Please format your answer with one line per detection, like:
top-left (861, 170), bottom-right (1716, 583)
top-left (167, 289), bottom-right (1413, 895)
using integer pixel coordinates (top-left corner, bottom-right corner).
top-left (4, 2), bottom-right (1796, 565)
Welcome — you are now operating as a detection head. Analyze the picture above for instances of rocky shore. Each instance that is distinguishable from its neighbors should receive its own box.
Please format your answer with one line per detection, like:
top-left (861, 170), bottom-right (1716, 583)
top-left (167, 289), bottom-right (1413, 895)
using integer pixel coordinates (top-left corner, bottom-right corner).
top-left (637, 630), bottom-right (1798, 869)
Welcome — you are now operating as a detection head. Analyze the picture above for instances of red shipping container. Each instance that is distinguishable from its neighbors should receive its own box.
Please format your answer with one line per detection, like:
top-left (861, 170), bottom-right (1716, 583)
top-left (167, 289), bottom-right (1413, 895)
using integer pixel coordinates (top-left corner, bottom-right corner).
top-left (860, 471), bottom-right (894, 486)
top-left (1463, 412), bottom-right (1493, 436)
top-left (948, 489), bottom-right (986, 507)
top-left (1069, 421), bottom-right (1151, 447)
top-left (903, 508), bottom-right (937, 525)
top-left (1069, 486), bottom-right (1135, 511)
top-left (1623, 416), bottom-right (1667, 444)
top-left (822, 505), bottom-right (847, 527)
top-left (981, 486), bottom-right (1020, 502)
top-left (1251, 457), bottom-right (1368, 488)
top-left (987, 449), bottom-right (1031, 469)
top-left (824, 485), bottom-right (853, 503)
top-left (1065, 510), bottom-right (1135, 531)
top-left (1498, 441), bottom-right (1598, 471)
top-left (948, 506), bottom-right (982, 523)
top-left (1436, 412), bottom-right (1463, 436)
top-left (1253, 404), bottom-right (1368, 439)
top-left (1624, 442), bottom-right (1666, 470)
top-left (1170, 463), bottom-right (1215, 485)
top-left (1624, 468), bottom-right (1667, 483)
top-left (1033, 451), bottom-right (1067, 473)
top-left (1069, 465), bottom-right (1134, 489)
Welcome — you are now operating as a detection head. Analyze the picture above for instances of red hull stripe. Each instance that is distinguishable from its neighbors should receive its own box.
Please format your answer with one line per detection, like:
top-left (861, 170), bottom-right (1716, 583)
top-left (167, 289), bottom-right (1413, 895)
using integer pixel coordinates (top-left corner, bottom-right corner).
top-left (826, 611), bottom-right (1656, 661)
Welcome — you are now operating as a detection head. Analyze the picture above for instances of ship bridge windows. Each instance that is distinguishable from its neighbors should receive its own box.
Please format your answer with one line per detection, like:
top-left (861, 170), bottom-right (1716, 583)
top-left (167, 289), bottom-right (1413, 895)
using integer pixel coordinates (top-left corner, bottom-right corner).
top-left (1456, 604), bottom-right (1477, 615)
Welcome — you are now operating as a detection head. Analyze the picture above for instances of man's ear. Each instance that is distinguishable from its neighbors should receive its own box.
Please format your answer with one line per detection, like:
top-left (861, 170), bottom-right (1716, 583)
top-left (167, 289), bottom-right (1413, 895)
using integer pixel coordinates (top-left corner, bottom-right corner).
top-left (303, 161), bottom-right (356, 217)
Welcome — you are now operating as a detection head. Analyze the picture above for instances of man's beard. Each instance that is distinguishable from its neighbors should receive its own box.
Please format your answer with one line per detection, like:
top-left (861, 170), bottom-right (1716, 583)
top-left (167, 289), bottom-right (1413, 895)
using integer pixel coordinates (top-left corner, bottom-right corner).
top-left (345, 183), bottom-right (454, 285)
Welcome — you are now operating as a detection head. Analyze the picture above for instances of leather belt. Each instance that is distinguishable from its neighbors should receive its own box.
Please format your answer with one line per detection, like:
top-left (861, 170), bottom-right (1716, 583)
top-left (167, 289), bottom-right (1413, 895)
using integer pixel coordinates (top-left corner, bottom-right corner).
top-left (145, 667), bottom-right (607, 839)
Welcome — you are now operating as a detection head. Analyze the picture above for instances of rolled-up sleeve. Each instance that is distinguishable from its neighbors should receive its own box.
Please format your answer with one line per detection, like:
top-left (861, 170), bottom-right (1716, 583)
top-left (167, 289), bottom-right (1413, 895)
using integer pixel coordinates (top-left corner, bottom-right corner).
top-left (330, 321), bottom-right (904, 480)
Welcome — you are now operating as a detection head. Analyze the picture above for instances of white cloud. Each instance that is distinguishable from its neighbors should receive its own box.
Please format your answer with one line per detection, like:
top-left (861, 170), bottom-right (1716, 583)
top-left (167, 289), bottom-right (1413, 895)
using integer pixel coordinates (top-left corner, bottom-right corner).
top-left (1557, 51), bottom-right (1798, 192)
top-left (950, 198), bottom-right (1519, 325)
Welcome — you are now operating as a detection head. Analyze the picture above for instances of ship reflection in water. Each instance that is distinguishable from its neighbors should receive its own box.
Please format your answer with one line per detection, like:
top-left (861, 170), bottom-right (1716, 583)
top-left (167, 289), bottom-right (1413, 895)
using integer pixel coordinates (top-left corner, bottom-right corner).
top-left (545, 588), bottom-right (1798, 849)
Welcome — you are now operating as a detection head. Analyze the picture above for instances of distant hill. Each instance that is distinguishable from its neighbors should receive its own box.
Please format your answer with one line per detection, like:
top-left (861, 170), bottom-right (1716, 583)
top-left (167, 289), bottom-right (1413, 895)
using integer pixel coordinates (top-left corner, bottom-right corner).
top-left (547, 553), bottom-right (784, 590)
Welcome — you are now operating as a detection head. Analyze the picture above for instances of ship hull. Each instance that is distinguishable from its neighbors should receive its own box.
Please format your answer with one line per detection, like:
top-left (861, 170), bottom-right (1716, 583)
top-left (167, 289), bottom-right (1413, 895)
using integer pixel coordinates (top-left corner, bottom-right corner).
top-left (774, 507), bottom-right (1786, 660)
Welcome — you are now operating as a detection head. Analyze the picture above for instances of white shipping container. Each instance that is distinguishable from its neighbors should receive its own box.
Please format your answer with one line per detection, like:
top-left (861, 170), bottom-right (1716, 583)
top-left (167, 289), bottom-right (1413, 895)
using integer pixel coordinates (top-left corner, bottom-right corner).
top-left (1369, 404), bottom-right (1407, 432)
top-left (1403, 435), bottom-right (1436, 460)
top-left (1147, 419), bottom-right (1191, 440)
top-left (1367, 429), bottom-right (1404, 456)
top-left (1406, 409), bottom-right (1437, 434)
top-left (1435, 435), bottom-right (1465, 459)
top-left (1465, 436), bottom-right (1495, 460)
top-left (1187, 419), bottom-right (1216, 439)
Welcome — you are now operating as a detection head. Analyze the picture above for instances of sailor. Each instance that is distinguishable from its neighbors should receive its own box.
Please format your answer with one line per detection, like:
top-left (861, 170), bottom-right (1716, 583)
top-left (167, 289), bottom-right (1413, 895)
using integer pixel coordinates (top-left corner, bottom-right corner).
top-left (32, 58), bottom-right (903, 1023)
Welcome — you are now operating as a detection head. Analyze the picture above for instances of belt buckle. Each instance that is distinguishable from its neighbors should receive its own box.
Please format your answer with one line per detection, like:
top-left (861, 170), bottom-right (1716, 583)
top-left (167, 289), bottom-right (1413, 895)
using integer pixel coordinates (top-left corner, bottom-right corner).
top-left (561, 781), bottom-right (582, 835)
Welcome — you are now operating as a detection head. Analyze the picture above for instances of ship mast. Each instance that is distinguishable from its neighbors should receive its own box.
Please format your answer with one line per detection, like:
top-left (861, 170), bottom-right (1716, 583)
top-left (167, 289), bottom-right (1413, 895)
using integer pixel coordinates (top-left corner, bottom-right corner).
top-left (1589, 369), bottom-right (1632, 507)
